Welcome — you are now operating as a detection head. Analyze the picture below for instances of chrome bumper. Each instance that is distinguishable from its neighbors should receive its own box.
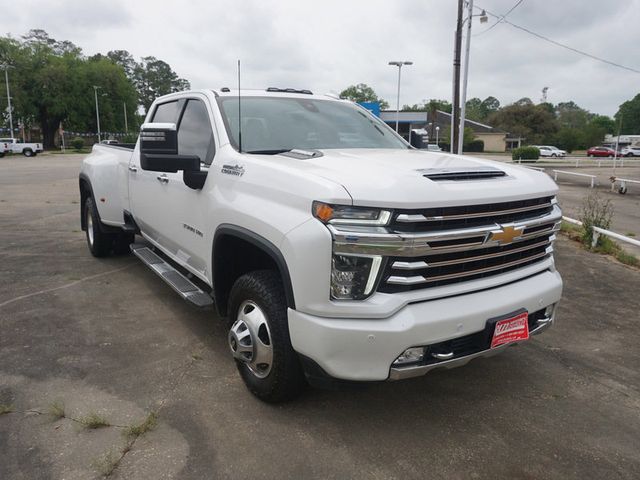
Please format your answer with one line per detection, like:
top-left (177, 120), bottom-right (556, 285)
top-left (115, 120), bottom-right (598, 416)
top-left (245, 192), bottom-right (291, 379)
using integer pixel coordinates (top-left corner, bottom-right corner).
top-left (388, 313), bottom-right (554, 381)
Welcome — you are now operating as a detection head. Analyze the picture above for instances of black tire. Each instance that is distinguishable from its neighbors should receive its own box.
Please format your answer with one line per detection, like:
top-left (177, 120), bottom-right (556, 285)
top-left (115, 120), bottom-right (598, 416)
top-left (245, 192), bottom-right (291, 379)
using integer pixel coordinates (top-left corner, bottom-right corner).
top-left (228, 270), bottom-right (306, 402)
top-left (84, 196), bottom-right (116, 257)
top-left (551, 153), bottom-right (557, 158)
top-left (23, 149), bottom-right (33, 157)
top-left (0, 152), bottom-right (4, 158)
top-left (618, 186), bottom-right (628, 195)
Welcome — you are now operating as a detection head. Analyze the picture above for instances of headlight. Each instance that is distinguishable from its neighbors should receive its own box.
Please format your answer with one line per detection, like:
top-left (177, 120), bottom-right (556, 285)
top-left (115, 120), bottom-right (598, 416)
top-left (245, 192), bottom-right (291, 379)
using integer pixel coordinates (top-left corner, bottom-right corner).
top-left (331, 254), bottom-right (382, 300)
top-left (312, 201), bottom-right (391, 226)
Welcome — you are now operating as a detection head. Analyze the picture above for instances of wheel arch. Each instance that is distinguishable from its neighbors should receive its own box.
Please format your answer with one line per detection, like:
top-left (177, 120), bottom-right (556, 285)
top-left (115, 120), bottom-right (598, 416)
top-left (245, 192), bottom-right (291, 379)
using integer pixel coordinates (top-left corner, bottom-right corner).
top-left (213, 225), bottom-right (296, 317)
top-left (79, 173), bottom-right (121, 234)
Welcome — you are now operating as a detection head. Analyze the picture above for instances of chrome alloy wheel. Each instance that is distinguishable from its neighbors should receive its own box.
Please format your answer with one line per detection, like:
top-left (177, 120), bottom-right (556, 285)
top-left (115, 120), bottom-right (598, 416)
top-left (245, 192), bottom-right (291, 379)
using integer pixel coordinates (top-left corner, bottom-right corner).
top-left (87, 207), bottom-right (94, 246)
top-left (228, 300), bottom-right (273, 378)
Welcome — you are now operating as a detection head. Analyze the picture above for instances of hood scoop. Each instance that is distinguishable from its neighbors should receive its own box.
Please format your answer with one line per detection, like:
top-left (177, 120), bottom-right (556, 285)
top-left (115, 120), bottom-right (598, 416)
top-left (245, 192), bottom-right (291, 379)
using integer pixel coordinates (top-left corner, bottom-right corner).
top-left (418, 166), bottom-right (506, 181)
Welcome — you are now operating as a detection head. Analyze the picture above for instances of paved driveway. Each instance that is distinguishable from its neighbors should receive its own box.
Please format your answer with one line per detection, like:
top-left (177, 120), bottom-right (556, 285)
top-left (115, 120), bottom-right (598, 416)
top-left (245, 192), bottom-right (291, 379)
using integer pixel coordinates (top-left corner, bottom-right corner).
top-left (1, 154), bottom-right (639, 479)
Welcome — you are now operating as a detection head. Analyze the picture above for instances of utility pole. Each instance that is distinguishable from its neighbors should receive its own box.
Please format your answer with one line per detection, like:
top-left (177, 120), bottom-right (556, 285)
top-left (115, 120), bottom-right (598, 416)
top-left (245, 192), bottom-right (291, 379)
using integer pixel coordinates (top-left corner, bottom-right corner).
top-left (451, 0), bottom-right (464, 154)
top-left (2, 65), bottom-right (15, 139)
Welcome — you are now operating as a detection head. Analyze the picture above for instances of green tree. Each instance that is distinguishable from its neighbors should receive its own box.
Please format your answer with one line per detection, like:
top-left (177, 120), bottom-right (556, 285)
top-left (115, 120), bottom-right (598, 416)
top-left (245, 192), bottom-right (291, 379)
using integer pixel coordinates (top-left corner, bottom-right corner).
top-left (465, 97), bottom-right (484, 121)
top-left (553, 127), bottom-right (582, 153)
top-left (481, 96), bottom-right (500, 116)
top-left (340, 83), bottom-right (389, 109)
top-left (487, 102), bottom-right (558, 144)
top-left (134, 56), bottom-right (190, 113)
top-left (556, 101), bottom-right (590, 129)
top-left (0, 30), bottom-right (138, 147)
top-left (615, 93), bottom-right (640, 134)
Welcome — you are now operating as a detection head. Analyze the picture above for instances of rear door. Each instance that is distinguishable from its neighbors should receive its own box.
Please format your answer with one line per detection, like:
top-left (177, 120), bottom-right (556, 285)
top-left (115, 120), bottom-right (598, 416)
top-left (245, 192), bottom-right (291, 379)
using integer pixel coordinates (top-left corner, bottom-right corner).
top-left (130, 95), bottom-right (216, 281)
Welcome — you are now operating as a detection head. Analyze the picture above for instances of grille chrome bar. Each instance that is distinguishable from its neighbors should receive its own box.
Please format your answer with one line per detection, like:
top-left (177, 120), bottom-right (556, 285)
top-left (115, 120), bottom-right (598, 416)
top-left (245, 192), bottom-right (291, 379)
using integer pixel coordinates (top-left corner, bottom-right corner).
top-left (395, 200), bottom-right (553, 223)
top-left (391, 237), bottom-right (552, 270)
top-left (330, 205), bottom-right (561, 257)
top-left (387, 249), bottom-right (551, 285)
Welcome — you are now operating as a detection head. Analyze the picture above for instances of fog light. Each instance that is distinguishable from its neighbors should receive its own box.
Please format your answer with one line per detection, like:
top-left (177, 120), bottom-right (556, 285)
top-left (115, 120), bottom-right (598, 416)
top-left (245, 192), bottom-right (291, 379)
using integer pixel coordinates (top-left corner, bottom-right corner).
top-left (393, 347), bottom-right (426, 366)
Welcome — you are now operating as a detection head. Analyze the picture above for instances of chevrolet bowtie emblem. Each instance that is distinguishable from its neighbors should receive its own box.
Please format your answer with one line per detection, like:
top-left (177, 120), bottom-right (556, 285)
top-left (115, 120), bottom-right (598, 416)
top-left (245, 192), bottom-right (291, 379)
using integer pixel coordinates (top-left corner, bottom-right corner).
top-left (489, 225), bottom-right (524, 245)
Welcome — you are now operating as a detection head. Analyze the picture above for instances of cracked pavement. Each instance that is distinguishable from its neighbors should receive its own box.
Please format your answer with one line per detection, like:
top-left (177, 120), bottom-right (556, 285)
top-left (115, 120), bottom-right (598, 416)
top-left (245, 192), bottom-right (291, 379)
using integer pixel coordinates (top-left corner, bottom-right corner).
top-left (1, 154), bottom-right (639, 479)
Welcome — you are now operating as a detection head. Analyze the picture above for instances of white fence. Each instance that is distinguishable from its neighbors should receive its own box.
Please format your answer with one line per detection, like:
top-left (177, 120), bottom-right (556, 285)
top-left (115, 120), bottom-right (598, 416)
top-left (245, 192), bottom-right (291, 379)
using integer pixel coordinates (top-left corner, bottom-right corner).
top-left (553, 170), bottom-right (597, 188)
top-left (562, 216), bottom-right (640, 249)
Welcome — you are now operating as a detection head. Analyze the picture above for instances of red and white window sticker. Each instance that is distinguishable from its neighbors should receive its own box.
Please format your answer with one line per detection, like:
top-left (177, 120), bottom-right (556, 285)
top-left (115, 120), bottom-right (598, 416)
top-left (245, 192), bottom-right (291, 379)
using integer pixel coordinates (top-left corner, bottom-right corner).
top-left (491, 311), bottom-right (529, 348)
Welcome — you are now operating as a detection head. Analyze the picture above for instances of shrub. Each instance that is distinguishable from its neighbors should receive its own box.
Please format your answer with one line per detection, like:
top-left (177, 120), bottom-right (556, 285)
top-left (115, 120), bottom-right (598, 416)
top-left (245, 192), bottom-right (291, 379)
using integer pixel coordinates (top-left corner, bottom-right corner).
top-left (511, 146), bottom-right (540, 161)
top-left (579, 191), bottom-right (614, 247)
top-left (464, 140), bottom-right (484, 152)
top-left (71, 137), bottom-right (85, 150)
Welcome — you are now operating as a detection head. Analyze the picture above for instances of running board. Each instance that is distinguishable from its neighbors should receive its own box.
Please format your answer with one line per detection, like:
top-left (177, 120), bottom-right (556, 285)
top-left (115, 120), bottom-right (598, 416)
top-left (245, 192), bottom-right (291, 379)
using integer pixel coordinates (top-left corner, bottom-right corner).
top-left (130, 243), bottom-right (213, 308)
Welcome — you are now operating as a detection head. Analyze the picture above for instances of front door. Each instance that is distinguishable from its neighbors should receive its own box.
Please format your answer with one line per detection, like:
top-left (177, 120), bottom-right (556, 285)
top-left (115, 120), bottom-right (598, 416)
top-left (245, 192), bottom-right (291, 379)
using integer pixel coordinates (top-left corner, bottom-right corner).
top-left (130, 96), bottom-right (216, 282)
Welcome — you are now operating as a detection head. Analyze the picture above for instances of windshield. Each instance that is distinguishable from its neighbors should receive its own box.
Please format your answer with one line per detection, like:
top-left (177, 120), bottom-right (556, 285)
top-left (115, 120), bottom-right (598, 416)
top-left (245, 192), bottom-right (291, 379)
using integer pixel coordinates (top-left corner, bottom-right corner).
top-left (217, 96), bottom-right (409, 153)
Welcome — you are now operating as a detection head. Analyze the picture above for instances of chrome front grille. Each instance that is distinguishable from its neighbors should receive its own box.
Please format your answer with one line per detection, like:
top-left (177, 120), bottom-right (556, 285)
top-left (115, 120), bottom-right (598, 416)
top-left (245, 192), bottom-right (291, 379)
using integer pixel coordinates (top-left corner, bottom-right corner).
top-left (329, 196), bottom-right (561, 294)
top-left (380, 233), bottom-right (555, 292)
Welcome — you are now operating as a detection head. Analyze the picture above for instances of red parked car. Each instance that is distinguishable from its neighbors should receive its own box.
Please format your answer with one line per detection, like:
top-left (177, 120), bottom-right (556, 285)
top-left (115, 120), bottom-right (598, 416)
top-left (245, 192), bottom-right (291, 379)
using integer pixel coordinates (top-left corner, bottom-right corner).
top-left (587, 146), bottom-right (617, 157)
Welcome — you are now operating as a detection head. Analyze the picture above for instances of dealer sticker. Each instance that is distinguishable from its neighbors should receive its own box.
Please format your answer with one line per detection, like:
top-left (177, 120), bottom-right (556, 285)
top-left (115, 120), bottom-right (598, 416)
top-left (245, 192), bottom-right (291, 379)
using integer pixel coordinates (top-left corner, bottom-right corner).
top-left (491, 312), bottom-right (529, 348)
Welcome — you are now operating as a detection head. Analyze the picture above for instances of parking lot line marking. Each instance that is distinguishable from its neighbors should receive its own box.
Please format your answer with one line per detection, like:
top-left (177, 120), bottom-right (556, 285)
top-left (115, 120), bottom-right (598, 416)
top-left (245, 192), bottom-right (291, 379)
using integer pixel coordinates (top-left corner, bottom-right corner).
top-left (0, 263), bottom-right (136, 309)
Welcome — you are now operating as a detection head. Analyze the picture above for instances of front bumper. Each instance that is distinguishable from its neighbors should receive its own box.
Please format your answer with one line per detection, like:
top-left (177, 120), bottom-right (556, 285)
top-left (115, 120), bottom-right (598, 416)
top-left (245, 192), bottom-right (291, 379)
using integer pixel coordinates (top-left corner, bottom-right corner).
top-left (288, 269), bottom-right (562, 382)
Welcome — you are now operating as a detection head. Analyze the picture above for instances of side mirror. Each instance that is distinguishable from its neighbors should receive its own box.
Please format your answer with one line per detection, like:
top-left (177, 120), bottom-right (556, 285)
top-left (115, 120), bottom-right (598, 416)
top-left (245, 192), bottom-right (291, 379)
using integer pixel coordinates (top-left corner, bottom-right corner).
top-left (140, 122), bottom-right (198, 173)
top-left (139, 123), bottom-right (207, 190)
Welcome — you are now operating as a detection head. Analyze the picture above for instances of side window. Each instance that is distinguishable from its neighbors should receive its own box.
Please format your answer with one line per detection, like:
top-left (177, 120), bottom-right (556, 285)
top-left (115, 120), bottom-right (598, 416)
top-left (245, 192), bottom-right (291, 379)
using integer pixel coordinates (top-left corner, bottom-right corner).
top-left (178, 99), bottom-right (215, 165)
top-left (152, 101), bottom-right (180, 123)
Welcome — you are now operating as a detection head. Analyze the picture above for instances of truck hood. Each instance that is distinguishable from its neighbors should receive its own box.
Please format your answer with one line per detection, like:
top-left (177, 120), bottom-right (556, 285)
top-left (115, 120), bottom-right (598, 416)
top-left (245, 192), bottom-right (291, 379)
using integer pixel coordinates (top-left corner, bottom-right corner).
top-left (291, 149), bottom-right (558, 208)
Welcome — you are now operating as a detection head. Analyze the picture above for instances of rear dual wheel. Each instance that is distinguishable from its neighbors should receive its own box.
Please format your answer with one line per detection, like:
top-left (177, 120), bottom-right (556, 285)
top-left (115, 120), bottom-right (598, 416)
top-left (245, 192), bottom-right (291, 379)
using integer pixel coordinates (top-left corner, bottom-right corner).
top-left (84, 196), bottom-right (133, 257)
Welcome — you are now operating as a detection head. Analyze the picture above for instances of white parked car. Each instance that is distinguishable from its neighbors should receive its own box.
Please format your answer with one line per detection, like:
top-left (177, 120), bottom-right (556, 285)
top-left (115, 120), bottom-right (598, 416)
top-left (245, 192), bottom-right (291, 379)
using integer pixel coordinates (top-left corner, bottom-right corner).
top-left (0, 141), bottom-right (9, 157)
top-left (101, 139), bottom-right (119, 145)
top-left (533, 146), bottom-right (566, 158)
top-left (0, 138), bottom-right (43, 157)
top-left (427, 143), bottom-right (442, 152)
top-left (620, 146), bottom-right (640, 157)
top-left (79, 88), bottom-right (563, 402)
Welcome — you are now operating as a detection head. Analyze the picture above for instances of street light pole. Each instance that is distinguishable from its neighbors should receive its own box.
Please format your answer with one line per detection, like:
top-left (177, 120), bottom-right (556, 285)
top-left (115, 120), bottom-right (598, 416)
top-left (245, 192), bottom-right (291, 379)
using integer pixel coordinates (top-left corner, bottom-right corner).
top-left (93, 86), bottom-right (101, 143)
top-left (436, 126), bottom-right (440, 146)
top-left (457, 2), bottom-right (488, 154)
top-left (388, 61), bottom-right (413, 133)
top-left (457, 0), bottom-right (474, 155)
top-left (123, 101), bottom-right (128, 133)
top-left (2, 65), bottom-right (15, 139)
top-left (451, 0), bottom-right (464, 153)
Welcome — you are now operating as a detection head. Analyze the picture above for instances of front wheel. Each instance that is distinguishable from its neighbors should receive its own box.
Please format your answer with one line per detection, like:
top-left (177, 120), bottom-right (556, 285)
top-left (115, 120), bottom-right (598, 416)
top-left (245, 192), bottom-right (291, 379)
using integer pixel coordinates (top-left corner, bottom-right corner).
top-left (227, 270), bottom-right (306, 402)
top-left (23, 149), bottom-right (34, 157)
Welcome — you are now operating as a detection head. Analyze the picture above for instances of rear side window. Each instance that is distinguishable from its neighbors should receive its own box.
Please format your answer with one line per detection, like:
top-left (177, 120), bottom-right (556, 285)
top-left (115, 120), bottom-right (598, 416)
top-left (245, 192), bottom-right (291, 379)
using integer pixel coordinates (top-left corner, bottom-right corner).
top-left (152, 101), bottom-right (180, 123)
top-left (178, 99), bottom-right (215, 165)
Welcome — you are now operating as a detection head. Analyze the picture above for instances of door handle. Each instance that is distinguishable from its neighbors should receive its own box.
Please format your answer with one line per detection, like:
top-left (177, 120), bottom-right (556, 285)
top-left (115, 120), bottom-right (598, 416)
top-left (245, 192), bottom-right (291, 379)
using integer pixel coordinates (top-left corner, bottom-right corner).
top-left (156, 174), bottom-right (169, 183)
top-left (128, 165), bottom-right (138, 172)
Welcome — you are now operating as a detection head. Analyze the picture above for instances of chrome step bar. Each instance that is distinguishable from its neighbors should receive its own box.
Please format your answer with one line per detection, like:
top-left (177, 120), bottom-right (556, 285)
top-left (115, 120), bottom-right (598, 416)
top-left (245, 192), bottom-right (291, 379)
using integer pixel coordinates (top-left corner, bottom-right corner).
top-left (130, 243), bottom-right (213, 308)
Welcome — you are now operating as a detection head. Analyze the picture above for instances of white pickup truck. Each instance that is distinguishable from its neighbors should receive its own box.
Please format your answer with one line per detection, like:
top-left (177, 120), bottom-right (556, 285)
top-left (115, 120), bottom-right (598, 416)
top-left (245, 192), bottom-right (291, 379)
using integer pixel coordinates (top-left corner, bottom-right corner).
top-left (0, 137), bottom-right (43, 156)
top-left (79, 88), bottom-right (563, 402)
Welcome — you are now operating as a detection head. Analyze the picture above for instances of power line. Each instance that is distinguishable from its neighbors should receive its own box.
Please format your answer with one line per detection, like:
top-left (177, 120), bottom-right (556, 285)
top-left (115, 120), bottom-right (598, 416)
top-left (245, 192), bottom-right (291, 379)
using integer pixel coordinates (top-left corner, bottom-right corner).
top-left (475, 0), bottom-right (525, 36)
top-left (476, 5), bottom-right (640, 74)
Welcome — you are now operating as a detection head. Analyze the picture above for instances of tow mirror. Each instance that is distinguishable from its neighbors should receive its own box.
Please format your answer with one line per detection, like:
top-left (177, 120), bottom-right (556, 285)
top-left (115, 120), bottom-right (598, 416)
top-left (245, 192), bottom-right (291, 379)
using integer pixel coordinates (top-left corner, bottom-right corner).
top-left (139, 122), bottom-right (207, 190)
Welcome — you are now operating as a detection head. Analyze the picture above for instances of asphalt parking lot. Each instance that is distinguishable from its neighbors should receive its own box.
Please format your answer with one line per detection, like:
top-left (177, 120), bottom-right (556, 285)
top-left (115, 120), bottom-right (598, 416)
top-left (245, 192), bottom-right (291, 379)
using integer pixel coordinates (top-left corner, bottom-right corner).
top-left (1, 154), bottom-right (640, 479)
